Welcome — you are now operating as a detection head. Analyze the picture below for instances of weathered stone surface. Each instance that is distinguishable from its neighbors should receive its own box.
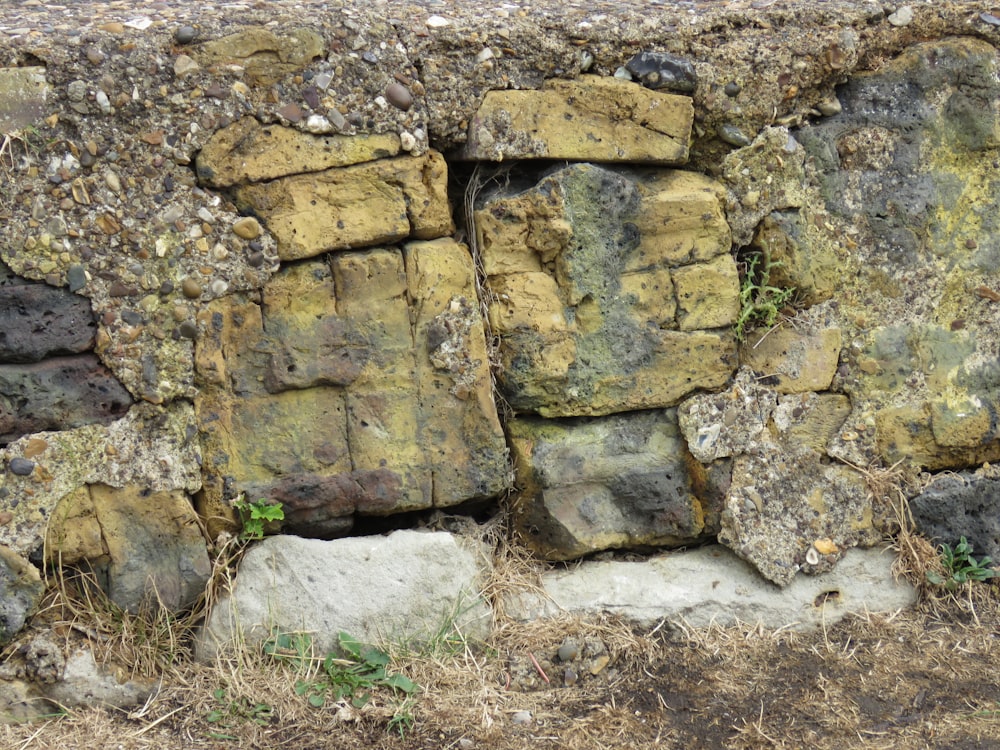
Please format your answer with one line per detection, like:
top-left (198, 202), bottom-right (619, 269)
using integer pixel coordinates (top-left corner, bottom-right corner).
top-left (192, 26), bottom-right (325, 86)
top-left (680, 370), bottom-right (875, 585)
top-left (89, 484), bottom-right (211, 613)
top-left (509, 410), bottom-right (718, 560)
top-left (38, 485), bottom-right (209, 615)
top-left (0, 67), bottom-right (48, 134)
top-left (198, 531), bottom-right (492, 659)
top-left (910, 466), bottom-right (1000, 562)
top-left (505, 545), bottom-right (917, 631)
top-left (43, 646), bottom-right (158, 712)
top-left (0, 282), bottom-right (96, 363)
top-left (464, 76), bottom-right (693, 164)
top-left (0, 355), bottom-right (133, 445)
top-left (671, 254), bottom-right (740, 331)
top-left (479, 163), bottom-right (736, 417)
top-left (196, 117), bottom-right (401, 187)
top-left (0, 403), bottom-right (203, 559)
top-left (847, 324), bottom-right (1000, 470)
top-left (234, 152), bottom-right (453, 261)
top-left (740, 326), bottom-right (842, 393)
top-left (0, 546), bottom-right (43, 645)
top-left (196, 240), bottom-right (509, 538)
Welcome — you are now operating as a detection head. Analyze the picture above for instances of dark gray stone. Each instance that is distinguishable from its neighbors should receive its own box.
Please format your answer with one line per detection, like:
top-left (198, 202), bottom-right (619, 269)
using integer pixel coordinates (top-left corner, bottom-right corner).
top-left (910, 473), bottom-right (1000, 562)
top-left (0, 355), bottom-right (133, 445)
top-left (0, 546), bottom-right (44, 645)
top-left (0, 283), bottom-right (96, 363)
top-left (8, 458), bottom-right (34, 476)
top-left (625, 50), bottom-right (697, 93)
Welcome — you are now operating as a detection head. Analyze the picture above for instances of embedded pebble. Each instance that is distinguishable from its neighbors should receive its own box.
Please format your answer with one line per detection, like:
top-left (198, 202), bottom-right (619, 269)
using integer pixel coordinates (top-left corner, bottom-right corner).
top-left (181, 277), bottom-right (203, 299)
top-left (888, 6), bottom-right (913, 26)
top-left (233, 217), bottom-right (261, 240)
top-left (385, 82), bottom-right (413, 111)
top-left (178, 320), bottom-right (198, 339)
top-left (400, 131), bottom-right (417, 151)
top-left (175, 25), bottom-right (197, 44)
top-left (719, 123), bottom-right (752, 147)
top-left (174, 55), bottom-right (200, 78)
top-left (9, 458), bottom-right (35, 476)
top-left (817, 96), bottom-right (842, 116)
top-left (67, 264), bottom-right (87, 292)
top-left (85, 47), bottom-right (105, 65)
top-left (724, 81), bottom-right (741, 97)
top-left (426, 14), bottom-right (451, 27)
top-left (557, 639), bottom-right (580, 662)
top-left (210, 279), bottom-right (229, 296)
top-left (626, 50), bottom-right (697, 93)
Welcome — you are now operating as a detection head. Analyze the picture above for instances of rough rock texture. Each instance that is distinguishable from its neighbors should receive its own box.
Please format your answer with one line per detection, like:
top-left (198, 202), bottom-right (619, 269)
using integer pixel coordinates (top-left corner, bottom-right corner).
top-left (0, 546), bottom-right (44, 645)
top-left (505, 544), bottom-right (918, 631)
top-left (793, 38), bottom-right (1000, 472)
top-left (508, 410), bottom-right (720, 560)
top-left (0, 403), bottom-right (202, 560)
top-left (0, 66), bottom-right (47, 133)
top-left (47, 484), bottom-right (211, 613)
top-left (479, 163), bottom-right (736, 417)
top-left (198, 531), bottom-right (492, 659)
top-left (463, 76), bottom-right (693, 163)
top-left (680, 370), bottom-right (875, 586)
top-left (233, 151), bottom-right (453, 261)
top-left (195, 239), bottom-right (509, 536)
top-left (0, 356), bottom-right (133, 445)
top-left (910, 466), bottom-right (1000, 562)
top-left (0, 273), bottom-right (96, 362)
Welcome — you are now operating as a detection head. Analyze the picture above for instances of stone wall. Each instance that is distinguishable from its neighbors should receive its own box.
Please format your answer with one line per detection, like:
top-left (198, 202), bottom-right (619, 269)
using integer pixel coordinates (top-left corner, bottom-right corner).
top-left (1, 0), bottom-right (999, 678)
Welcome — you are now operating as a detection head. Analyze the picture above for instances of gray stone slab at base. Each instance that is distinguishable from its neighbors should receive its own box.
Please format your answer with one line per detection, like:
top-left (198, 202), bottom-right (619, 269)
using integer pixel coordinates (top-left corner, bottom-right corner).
top-left (505, 545), bottom-right (917, 631)
top-left (197, 530), bottom-right (492, 660)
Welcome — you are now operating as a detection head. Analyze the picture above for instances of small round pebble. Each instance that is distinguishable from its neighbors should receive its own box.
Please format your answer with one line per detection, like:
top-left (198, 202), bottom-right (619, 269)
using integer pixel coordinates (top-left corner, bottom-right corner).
top-left (178, 320), bottom-right (198, 339)
top-left (385, 82), bottom-right (413, 111)
top-left (175, 25), bottom-right (197, 44)
top-left (67, 263), bottom-right (87, 292)
top-left (724, 81), bottom-right (741, 97)
top-left (557, 639), bottom-right (580, 662)
top-left (9, 458), bottom-right (35, 476)
top-left (233, 217), bottom-right (261, 240)
top-left (181, 277), bottom-right (202, 299)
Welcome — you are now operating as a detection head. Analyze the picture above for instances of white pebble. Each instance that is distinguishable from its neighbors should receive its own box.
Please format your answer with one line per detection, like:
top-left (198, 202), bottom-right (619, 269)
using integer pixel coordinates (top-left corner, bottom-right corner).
top-left (400, 131), bottom-right (417, 151)
top-left (888, 6), bottom-right (913, 26)
top-left (426, 14), bottom-right (451, 27)
top-left (95, 90), bottom-right (111, 114)
top-left (476, 47), bottom-right (495, 64)
top-left (210, 279), bottom-right (229, 296)
top-left (305, 115), bottom-right (332, 133)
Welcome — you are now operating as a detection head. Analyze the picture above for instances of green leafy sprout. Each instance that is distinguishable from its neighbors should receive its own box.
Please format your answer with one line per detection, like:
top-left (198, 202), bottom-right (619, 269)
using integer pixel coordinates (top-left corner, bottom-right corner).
top-left (232, 496), bottom-right (284, 541)
top-left (205, 686), bottom-right (273, 739)
top-left (735, 245), bottom-right (796, 343)
top-left (265, 630), bottom-right (420, 736)
top-left (926, 536), bottom-right (997, 590)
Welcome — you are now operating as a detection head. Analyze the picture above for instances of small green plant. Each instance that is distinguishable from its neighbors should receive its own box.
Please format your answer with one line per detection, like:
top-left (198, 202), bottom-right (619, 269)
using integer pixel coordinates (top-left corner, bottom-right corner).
top-left (264, 630), bottom-right (419, 734)
top-left (205, 686), bottom-right (273, 738)
top-left (232, 496), bottom-right (284, 541)
top-left (926, 536), bottom-right (997, 589)
top-left (735, 245), bottom-right (796, 342)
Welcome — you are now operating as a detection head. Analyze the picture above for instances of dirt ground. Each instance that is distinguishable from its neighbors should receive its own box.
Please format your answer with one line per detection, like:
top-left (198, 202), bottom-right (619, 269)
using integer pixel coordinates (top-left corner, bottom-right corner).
top-left (4, 578), bottom-right (1000, 750)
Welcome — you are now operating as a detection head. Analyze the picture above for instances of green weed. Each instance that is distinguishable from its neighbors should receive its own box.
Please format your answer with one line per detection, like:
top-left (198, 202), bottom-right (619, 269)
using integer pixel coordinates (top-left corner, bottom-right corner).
top-left (926, 536), bottom-right (997, 589)
top-left (735, 246), bottom-right (796, 342)
top-left (232, 496), bottom-right (284, 541)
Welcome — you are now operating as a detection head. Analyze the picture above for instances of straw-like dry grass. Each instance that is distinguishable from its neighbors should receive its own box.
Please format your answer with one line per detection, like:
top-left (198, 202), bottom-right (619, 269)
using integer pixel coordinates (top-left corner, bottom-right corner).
top-left (4, 506), bottom-right (1000, 749)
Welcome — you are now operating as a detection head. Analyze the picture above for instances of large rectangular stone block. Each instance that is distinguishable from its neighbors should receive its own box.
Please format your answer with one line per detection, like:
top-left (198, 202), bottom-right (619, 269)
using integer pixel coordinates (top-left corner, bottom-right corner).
top-left (464, 76), bottom-right (692, 164)
top-left (477, 163), bottom-right (736, 417)
top-left (234, 152), bottom-right (453, 261)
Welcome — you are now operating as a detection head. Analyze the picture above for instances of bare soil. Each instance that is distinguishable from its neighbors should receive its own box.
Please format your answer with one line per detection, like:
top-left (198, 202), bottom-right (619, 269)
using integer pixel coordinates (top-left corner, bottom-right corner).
top-left (4, 586), bottom-right (1000, 750)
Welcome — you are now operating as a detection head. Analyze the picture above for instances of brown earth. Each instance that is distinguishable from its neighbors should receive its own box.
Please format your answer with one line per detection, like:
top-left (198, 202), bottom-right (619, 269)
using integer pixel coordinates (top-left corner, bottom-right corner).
top-left (3, 569), bottom-right (1000, 750)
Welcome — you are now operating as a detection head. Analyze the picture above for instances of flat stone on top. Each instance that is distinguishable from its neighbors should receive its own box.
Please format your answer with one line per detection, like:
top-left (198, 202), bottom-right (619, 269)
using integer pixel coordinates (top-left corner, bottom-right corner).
top-left (464, 75), bottom-right (693, 164)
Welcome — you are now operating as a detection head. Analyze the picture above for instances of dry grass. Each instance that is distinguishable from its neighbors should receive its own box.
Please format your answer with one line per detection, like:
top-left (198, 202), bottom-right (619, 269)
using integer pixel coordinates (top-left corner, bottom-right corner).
top-left (5, 497), bottom-right (1000, 749)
